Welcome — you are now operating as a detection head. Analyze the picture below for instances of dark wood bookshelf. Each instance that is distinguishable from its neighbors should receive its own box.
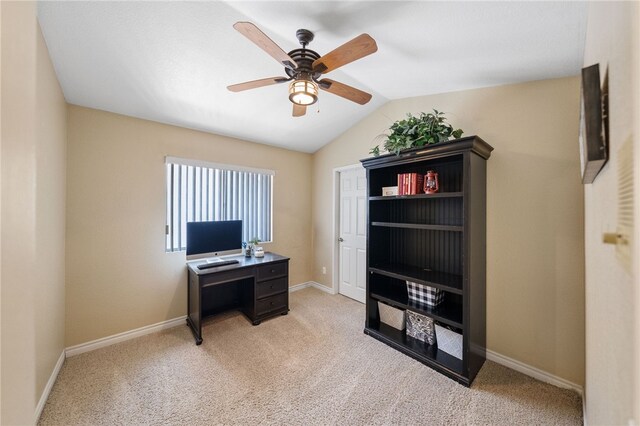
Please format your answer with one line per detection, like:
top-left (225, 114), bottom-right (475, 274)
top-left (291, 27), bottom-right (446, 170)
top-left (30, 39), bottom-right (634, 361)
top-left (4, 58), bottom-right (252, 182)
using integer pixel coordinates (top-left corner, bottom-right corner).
top-left (361, 136), bottom-right (493, 386)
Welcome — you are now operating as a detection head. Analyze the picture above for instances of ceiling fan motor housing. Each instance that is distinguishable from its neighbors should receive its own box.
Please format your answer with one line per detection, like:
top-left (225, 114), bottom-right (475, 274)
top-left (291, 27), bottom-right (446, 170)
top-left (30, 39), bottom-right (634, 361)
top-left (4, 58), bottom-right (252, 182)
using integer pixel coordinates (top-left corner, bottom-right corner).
top-left (285, 29), bottom-right (322, 81)
top-left (285, 48), bottom-right (321, 80)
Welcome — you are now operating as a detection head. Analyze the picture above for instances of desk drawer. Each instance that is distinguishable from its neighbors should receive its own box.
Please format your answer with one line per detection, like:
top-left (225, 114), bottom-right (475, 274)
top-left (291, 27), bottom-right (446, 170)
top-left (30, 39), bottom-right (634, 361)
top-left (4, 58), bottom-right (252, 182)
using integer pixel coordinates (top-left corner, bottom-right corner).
top-left (200, 268), bottom-right (253, 288)
top-left (256, 262), bottom-right (288, 281)
top-left (256, 277), bottom-right (288, 300)
top-left (256, 292), bottom-right (288, 316)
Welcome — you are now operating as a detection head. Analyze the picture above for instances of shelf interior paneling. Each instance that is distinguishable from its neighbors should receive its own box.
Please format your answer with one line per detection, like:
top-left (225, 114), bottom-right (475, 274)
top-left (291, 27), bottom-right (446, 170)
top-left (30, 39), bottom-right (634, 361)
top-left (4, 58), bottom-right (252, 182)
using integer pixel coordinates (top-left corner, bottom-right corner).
top-left (369, 196), bottom-right (463, 227)
top-left (368, 154), bottom-right (464, 196)
top-left (369, 228), bottom-right (463, 276)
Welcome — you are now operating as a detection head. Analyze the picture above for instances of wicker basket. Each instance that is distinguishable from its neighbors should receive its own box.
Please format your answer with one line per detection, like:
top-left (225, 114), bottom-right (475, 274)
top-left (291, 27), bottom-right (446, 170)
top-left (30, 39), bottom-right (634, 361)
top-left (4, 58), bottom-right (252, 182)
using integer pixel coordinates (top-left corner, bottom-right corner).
top-left (378, 302), bottom-right (406, 330)
top-left (435, 324), bottom-right (462, 359)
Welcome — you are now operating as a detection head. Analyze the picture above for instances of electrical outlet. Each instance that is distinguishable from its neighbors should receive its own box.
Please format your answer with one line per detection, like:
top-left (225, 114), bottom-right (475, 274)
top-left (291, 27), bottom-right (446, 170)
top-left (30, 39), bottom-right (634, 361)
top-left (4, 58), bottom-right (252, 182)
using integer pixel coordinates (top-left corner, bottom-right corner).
top-left (322, 266), bottom-right (326, 275)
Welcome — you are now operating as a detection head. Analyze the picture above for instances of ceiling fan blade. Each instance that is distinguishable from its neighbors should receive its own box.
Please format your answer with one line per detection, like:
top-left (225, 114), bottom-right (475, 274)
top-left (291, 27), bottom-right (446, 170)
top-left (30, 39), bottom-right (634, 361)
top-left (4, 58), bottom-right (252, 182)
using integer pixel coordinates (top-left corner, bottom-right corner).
top-left (233, 22), bottom-right (298, 70)
top-left (292, 104), bottom-right (306, 117)
top-left (312, 34), bottom-right (377, 74)
top-left (318, 79), bottom-right (372, 105)
top-left (227, 76), bottom-right (289, 92)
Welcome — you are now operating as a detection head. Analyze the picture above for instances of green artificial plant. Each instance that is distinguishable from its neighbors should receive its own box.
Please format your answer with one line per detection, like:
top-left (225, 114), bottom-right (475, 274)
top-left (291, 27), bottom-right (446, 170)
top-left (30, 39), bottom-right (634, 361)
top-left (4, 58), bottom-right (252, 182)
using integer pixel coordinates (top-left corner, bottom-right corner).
top-left (370, 110), bottom-right (464, 156)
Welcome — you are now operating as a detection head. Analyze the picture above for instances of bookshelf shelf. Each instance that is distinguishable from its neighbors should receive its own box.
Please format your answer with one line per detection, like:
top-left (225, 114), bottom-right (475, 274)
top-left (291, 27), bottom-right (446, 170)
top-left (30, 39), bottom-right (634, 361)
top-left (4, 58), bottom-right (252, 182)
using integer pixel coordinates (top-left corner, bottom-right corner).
top-left (369, 192), bottom-right (464, 201)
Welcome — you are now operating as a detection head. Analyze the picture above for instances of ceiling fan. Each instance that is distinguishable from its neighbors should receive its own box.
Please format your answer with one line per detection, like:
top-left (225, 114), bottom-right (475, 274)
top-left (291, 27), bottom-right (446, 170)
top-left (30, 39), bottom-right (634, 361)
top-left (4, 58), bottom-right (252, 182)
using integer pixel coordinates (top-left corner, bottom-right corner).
top-left (227, 22), bottom-right (378, 117)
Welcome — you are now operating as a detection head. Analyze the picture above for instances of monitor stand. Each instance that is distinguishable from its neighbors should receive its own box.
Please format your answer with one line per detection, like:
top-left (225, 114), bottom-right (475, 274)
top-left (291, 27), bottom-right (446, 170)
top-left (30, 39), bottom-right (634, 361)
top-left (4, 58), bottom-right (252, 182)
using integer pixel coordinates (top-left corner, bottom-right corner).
top-left (206, 257), bottom-right (223, 264)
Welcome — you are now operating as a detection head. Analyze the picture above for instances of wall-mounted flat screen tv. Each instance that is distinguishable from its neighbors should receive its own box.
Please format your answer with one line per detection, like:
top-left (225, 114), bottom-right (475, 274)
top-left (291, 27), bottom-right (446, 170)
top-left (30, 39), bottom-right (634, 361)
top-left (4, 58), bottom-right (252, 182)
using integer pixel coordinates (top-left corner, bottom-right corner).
top-left (186, 220), bottom-right (242, 259)
top-left (579, 63), bottom-right (608, 184)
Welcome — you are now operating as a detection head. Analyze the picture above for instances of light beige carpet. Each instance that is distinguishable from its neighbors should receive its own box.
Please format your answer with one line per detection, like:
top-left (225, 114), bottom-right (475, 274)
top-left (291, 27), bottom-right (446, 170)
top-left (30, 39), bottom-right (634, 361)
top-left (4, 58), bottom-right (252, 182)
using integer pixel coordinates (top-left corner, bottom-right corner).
top-left (39, 288), bottom-right (582, 425)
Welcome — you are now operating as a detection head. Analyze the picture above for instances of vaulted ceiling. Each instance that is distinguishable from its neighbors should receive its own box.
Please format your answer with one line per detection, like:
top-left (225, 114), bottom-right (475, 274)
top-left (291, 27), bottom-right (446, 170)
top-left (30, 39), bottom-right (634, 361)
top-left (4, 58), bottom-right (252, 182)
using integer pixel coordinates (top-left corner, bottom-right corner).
top-left (37, 1), bottom-right (587, 153)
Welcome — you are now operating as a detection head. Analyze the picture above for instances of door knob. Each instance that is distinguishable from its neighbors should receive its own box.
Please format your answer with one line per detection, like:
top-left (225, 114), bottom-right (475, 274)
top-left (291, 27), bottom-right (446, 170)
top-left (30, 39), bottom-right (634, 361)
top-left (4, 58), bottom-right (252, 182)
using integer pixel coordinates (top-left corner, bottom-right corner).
top-left (338, 237), bottom-right (344, 242)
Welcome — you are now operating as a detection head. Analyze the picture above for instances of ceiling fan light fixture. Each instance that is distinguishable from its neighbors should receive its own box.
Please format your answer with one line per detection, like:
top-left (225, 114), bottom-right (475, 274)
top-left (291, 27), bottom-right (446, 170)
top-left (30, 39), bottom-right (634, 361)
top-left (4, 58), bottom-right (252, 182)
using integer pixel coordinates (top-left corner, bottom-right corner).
top-left (289, 79), bottom-right (318, 106)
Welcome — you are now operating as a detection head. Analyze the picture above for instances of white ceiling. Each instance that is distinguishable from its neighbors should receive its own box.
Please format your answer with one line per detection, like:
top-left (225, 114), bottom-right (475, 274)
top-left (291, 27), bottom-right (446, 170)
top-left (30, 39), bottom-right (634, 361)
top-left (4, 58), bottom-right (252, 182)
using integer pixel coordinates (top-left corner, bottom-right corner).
top-left (37, 1), bottom-right (587, 153)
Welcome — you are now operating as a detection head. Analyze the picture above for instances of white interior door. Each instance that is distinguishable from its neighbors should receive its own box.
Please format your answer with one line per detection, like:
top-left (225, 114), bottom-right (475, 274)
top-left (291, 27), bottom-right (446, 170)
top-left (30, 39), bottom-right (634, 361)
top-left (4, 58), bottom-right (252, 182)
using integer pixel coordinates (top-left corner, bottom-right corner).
top-left (338, 166), bottom-right (367, 303)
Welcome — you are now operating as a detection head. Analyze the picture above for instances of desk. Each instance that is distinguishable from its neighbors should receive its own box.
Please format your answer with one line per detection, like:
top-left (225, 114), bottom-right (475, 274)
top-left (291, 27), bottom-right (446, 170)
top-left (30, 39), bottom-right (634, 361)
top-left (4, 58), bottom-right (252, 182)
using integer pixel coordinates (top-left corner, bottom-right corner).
top-left (186, 252), bottom-right (290, 345)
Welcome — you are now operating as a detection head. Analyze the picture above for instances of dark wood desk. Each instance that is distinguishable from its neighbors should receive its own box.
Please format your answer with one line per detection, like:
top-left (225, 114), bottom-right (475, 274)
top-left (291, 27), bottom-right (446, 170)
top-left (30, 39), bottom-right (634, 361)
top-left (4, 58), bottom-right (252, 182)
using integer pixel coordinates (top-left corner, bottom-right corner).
top-left (186, 252), bottom-right (290, 345)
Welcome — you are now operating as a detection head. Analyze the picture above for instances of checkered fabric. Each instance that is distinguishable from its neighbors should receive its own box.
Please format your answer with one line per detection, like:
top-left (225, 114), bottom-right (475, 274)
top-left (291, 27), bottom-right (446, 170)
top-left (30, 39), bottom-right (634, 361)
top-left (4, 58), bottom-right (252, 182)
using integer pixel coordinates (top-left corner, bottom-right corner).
top-left (406, 281), bottom-right (444, 307)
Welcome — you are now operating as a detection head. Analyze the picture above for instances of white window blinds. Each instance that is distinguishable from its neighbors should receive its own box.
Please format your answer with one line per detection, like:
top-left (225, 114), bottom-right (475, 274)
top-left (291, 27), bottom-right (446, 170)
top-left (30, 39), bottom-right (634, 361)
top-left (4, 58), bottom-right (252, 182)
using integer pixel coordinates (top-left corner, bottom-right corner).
top-left (165, 157), bottom-right (273, 252)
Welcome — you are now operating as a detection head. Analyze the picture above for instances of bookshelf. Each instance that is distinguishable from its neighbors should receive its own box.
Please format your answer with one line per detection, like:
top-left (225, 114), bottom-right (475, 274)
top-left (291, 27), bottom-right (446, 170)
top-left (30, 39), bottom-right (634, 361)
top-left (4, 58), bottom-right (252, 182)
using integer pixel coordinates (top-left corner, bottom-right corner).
top-left (360, 136), bottom-right (493, 386)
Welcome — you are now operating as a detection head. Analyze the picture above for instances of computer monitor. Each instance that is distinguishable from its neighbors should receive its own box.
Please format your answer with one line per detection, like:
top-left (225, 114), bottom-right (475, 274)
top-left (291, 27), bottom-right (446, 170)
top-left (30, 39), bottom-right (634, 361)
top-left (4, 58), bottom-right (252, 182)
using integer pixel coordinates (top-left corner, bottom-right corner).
top-left (186, 220), bottom-right (242, 260)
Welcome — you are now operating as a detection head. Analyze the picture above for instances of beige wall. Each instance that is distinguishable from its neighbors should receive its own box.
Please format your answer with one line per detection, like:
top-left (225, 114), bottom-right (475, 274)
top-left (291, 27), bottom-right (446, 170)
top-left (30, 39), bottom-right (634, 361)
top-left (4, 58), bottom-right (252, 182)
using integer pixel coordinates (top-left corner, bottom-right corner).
top-left (1, 1), bottom-right (67, 424)
top-left (312, 77), bottom-right (585, 386)
top-left (636, 6), bottom-right (640, 423)
top-left (34, 12), bottom-right (67, 406)
top-left (582, 3), bottom-right (639, 424)
top-left (1, 0), bottom-right (3, 417)
top-left (1, 3), bottom-right (35, 422)
top-left (65, 106), bottom-right (312, 346)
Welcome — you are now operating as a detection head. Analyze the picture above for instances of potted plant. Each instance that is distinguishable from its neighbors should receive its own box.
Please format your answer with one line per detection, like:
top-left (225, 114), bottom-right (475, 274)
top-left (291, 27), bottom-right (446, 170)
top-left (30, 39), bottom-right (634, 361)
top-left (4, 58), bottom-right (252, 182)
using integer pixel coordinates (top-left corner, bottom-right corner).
top-left (248, 237), bottom-right (263, 257)
top-left (370, 109), bottom-right (463, 156)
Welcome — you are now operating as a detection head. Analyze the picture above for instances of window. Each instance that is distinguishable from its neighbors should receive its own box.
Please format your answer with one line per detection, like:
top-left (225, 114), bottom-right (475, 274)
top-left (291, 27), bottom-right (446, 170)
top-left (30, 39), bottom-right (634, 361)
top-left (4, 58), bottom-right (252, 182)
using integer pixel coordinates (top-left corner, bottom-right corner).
top-left (165, 156), bottom-right (273, 252)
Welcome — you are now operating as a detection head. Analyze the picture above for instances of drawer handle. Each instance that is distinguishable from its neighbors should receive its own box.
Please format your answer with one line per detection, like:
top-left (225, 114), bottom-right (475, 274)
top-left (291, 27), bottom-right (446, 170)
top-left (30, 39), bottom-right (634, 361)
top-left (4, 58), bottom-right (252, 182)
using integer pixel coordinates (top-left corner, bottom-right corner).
top-left (269, 285), bottom-right (273, 289)
top-left (270, 269), bottom-right (276, 273)
top-left (270, 301), bottom-right (274, 306)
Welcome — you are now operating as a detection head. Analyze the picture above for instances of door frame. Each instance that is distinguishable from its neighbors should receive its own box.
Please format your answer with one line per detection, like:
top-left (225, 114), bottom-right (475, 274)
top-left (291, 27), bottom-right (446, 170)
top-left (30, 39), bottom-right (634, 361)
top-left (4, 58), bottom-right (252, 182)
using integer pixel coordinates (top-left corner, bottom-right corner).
top-left (331, 163), bottom-right (366, 296)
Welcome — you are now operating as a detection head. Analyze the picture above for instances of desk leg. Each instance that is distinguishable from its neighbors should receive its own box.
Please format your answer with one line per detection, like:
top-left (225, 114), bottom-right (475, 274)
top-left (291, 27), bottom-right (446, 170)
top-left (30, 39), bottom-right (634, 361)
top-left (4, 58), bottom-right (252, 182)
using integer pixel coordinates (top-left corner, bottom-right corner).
top-left (186, 317), bottom-right (203, 345)
top-left (187, 270), bottom-right (203, 345)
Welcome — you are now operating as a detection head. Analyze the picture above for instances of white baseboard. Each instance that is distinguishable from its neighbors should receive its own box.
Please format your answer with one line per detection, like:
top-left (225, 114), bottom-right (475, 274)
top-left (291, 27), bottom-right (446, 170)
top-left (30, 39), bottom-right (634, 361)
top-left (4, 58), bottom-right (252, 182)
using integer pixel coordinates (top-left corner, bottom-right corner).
top-left (46, 296), bottom-right (589, 423)
top-left (310, 281), bottom-right (336, 294)
top-left (289, 282), bottom-right (313, 292)
top-left (35, 350), bottom-right (65, 423)
top-left (486, 349), bottom-right (584, 396)
top-left (65, 316), bottom-right (187, 357)
top-left (290, 281), bottom-right (335, 294)
top-left (583, 392), bottom-right (587, 426)
top-left (66, 282), bottom-right (334, 357)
